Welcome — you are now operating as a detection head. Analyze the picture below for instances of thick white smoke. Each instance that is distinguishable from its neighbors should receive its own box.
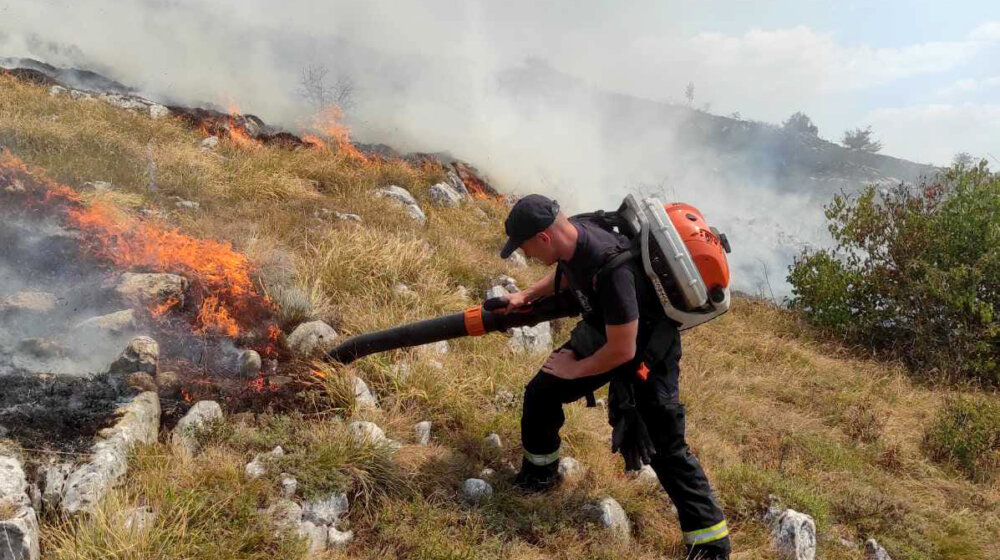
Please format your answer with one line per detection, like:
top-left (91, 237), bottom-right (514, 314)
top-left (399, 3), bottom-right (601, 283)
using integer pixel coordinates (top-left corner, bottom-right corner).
top-left (0, 0), bottom-right (856, 298)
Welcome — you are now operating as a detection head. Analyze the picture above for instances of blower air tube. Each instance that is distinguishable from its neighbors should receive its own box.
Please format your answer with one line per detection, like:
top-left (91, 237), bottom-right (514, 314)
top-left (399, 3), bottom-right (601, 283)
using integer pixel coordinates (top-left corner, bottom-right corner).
top-left (325, 294), bottom-right (579, 364)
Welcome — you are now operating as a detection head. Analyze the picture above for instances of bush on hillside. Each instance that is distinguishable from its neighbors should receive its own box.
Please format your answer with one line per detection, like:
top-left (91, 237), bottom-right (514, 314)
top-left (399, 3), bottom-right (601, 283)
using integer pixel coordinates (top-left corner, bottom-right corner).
top-left (788, 161), bottom-right (1000, 384)
top-left (922, 395), bottom-right (1000, 482)
top-left (783, 112), bottom-right (819, 136)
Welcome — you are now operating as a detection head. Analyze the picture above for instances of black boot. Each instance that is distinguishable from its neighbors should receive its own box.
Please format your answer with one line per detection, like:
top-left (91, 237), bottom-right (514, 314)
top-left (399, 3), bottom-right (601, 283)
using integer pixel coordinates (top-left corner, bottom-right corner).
top-left (513, 457), bottom-right (559, 493)
top-left (686, 536), bottom-right (731, 560)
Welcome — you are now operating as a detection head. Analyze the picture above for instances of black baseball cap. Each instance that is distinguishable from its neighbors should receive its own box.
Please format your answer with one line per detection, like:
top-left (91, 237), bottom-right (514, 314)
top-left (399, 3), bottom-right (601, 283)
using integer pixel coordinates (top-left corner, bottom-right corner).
top-left (500, 194), bottom-right (560, 258)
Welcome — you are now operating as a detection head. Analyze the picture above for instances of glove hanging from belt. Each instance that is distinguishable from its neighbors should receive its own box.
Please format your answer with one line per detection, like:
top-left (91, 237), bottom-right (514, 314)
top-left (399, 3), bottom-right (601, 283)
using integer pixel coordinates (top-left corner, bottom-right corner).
top-left (607, 373), bottom-right (657, 471)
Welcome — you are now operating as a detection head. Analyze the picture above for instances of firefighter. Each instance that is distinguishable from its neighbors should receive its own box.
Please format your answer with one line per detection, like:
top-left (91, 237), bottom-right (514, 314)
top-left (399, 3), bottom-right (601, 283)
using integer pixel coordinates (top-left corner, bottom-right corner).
top-left (498, 194), bottom-right (731, 559)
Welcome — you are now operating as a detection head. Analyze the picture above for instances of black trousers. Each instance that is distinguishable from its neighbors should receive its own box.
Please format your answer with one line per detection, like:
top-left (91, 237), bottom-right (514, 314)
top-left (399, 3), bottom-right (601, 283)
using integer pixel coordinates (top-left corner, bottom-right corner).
top-left (520, 353), bottom-right (727, 540)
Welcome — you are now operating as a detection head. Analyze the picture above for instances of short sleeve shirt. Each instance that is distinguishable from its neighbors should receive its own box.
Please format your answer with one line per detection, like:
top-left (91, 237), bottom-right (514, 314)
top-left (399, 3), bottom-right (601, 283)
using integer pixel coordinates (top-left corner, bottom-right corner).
top-left (562, 219), bottom-right (665, 328)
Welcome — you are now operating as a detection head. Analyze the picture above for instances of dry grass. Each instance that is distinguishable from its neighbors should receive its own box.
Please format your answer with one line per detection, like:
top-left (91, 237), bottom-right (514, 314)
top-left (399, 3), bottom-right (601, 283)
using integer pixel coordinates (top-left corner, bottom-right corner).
top-left (3, 75), bottom-right (1000, 560)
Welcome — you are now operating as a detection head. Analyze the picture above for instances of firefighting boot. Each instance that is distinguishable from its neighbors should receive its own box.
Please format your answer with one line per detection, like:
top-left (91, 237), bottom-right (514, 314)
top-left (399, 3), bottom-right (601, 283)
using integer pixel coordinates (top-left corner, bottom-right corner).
top-left (512, 457), bottom-right (559, 493)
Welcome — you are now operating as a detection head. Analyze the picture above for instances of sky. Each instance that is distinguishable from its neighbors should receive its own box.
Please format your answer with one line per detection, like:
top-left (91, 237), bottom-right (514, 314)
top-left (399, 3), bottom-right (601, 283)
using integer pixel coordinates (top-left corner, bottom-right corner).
top-left (0, 0), bottom-right (997, 297)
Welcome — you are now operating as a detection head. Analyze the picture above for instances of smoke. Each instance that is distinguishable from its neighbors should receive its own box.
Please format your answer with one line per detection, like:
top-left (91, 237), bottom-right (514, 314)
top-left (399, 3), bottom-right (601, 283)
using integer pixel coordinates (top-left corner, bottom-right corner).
top-left (0, 0), bottom-right (860, 298)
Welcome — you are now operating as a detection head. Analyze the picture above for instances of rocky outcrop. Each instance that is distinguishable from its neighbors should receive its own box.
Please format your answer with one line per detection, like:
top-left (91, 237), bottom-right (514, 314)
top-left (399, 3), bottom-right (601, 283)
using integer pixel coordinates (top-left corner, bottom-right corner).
top-left (865, 538), bottom-right (893, 560)
top-left (428, 182), bottom-right (463, 207)
top-left (347, 421), bottom-right (389, 447)
top-left (0, 454), bottom-right (40, 560)
top-left (107, 336), bottom-right (159, 377)
top-left (114, 272), bottom-right (188, 308)
top-left (245, 446), bottom-right (284, 480)
top-left (62, 392), bottom-right (161, 515)
top-left (462, 478), bottom-right (493, 504)
top-left (0, 291), bottom-right (55, 317)
top-left (72, 309), bottom-right (135, 334)
top-left (508, 322), bottom-right (553, 354)
top-left (351, 376), bottom-right (378, 410)
top-left (413, 421), bottom-right (432, 446)
top-left (766, 498), bottom-right (816, 560)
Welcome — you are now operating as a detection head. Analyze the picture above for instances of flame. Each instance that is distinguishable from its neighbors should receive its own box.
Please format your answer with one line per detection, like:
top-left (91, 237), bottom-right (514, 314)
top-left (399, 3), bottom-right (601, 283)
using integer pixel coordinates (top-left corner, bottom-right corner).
top-left (151, 296), bottom-right (181, 316)
top-left (301, 134), bottom-right (328, 150)
top-left (312, 105), bottom-right (367, 162)
top-left (1, 150), bottom-right (278, 339)
top-left (310, 369), bottom-right (327, 380)
top-left (180, 388), bottom-right (194, 403)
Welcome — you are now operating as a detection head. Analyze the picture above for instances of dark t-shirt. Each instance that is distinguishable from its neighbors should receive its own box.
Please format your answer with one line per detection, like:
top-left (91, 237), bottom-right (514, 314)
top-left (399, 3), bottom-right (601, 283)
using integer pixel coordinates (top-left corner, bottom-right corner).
top-left (562, 219), bottom-right (665, 328)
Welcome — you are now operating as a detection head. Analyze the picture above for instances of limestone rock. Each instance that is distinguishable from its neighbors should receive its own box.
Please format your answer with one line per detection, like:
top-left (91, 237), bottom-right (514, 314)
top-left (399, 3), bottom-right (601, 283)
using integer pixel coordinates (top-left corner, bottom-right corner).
top-left (49, 85), bottom-right (66, 97)
top-left (149, 104), bottom-right (170, 119)
top-left (302, 492), bottom-right (349, 527)
top-left (297, 520), bottom-right (327, 554)
top-left (200, 136), bottom-right (219, 150)
top-left (172, 400), bottom-right (223, 454)
top-left (351, 376), bottom-right (378, 409)
top-left (419, 340), bottom-right (449, 356)
top-left (445, 168), bottom-right (469, 197)
top-left (627, 465), bottom-right (659, 485)
top-left (766, 500), bottom-right (816, 560)
top-left (107, 336), bottom-right (159, 376)
top-left (462, 478), bottom-right (493, 504)
top-left (558, 457), bottom-right (583, 482)
top-left (238, 350), bottom-right (262, 377)
top-left (121, 505), bottom-right (156, 532)
top-left (40, 463), bottom-right (72, 511)
top-left (62, 392), bottom-right (160, 515)
top-left (485, 285), bottom-right (509, 301)
top-left (413, 421), bottom-right (432, 446)
top-left (245, 446), bottom-right (284, 480)
top-left (865, 538), bottom-right (892, 560)
top-left (126, 372), bottom-right (157, 393)
top-left (0, 291), bottom-right (56, 317)
top-left (73, 309), bottom-right (135, 334)
top-left (428, 182), bottom-right (463, 207)
top-left (347, 421), bottom-right (388, 446)
top-left (374, 186), bottom-right (426, 224)
top-left (484, 433), bottom-right (502, 450)
top-left (279, 474), bottom-right (298, 499)
top-left (0, 505), bottom-right (39, 560)
top-left (287, 321), bottom-right (338, 357)
top-left (393, 283), bottom-right (416, 299)
top-left (154, 370), bottom-right (181, 398)
top-left (0, 456), bottom-right (30, 508)
top-left (507, 250), bottom-right (528, 268)
top-left (508, 322), bottom-right (553, 354)
top-left (327, 526), bottom-right (354, 548)
top-left (333, 211), bottom-right (361, 222)
top-left (173, 198), bottom-right (200, 211)
top-left (582, 497), bottom-right (631, 542)
top-left (115, 272), bottom-right (188, 308)
top-left (266, 498), bottom-right (303, 532)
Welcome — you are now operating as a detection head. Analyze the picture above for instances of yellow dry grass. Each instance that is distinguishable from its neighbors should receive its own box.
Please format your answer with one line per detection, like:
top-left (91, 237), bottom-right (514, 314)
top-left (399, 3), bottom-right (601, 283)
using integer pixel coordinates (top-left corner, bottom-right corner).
top-left (2, 75), bottom-right (998, 560)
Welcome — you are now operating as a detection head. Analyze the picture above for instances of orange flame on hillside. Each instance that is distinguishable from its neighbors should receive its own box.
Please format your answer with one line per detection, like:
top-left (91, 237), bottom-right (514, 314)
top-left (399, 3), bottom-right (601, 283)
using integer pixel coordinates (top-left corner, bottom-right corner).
top-left (311, 104), bottom-right (367, 162)
top-left (1, 150), bottom-right (278, 342)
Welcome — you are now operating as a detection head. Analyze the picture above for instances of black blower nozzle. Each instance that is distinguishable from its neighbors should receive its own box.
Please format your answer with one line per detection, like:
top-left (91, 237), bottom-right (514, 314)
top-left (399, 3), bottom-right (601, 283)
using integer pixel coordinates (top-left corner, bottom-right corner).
top-left (325, 293), bottom-right (580, 365)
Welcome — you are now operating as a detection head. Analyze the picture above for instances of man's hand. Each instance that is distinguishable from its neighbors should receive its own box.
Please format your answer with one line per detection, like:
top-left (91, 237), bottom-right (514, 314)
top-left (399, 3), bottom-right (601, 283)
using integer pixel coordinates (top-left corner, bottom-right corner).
top-left (541, 348), bottom-right (581, 379)
top-left (504, 291), bottom-right (530, 312)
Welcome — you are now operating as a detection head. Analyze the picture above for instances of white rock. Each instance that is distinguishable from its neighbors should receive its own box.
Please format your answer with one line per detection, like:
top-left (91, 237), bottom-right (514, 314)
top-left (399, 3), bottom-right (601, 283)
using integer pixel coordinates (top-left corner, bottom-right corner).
top-left (347, 421), bottom-right (388, 446)
top-left (445, 169), bottom-right (469, 197)
top-left (455, 286), bottom-right (470, 300)
top-left (0, 456), bottom-right (30, 508)
top-left (121, 505), bottom-right (156, 532)
top-left (0, 505), bottom-right (39, 560)
top-left (427, 359), bottom-right (444, 370)
top-left (49, 85), bottom-right (67, 97)
top-left (766, 502), bottom-right (816, 560)
top-left (391, 362), bottom-right (412, 381)
top-left (116, 272), bottom-right (188, 308)
top-left (327, 526), bottom-right (354, 548)
top-left (200, 136), bottom-right (220, 150)
top-left (507, 250), bottom-right (528, 268)
top-left (485, 285), bottom-right (508, 301)
top-left (62, 392), bottom-right (160, 515)
top-left (351, 376), bottom-right (378, 409)
top-left (413, 421), bottom-right (432, 446)
top-left (419, 340), bottom-right (449, 356)
top-left (245, 446), bottom-right (284, 480)
top-left (238, 350), bottom-right (262, 377)
top-left (393, 283), bottom-right (416, 298)
top-left (374, 186), bottom-right (425, 224)
top-left (508, 322), bottom-right (553, 354)
top-left (279, 474), bottom-right (298, 499)
top-left (0, 291), bottom-right (56, 316)
top-left (107, 336), bottom-right (160, 377)
top-left (428, 182), bottom-right (463, 207)
top-left (297, 520), bottom-right (328, 554)
top-left (174, 199), bottom-right (200, 211)
top-left (333, 211), bottom-right (362, 223)
top-left (462, 478), bottom-right (493, 504)
top-left (171, 400), bottom-right (223, 454)
top-left (72, 309), bottom-right (135, 334)
top-left (82, 180), bottom-right (114, 191)
top-left (627, 464), bottom-right (659, 485)
top-left (265, 498), bottom-right (303, 532)
top-left (558, 457), bottom-right (583, 481)
top-left (41, 463), bottom-right (72, 511)
top-left (494, 275), bottom-right (519, 292)
top-left (478, 467), bottom-right (495, 478)
top-left (484, 433), bottom-right (502, 450)
top-left (149, 104), bottom-right (170, 119)
top-left (865, 538), bottom-right (892, 560)
top-left (583, 497), bottom-right (631, 542)
top-left (287, 321), bottom-right (338, 357)
top-left (302, 492), bottom-right (349, 526)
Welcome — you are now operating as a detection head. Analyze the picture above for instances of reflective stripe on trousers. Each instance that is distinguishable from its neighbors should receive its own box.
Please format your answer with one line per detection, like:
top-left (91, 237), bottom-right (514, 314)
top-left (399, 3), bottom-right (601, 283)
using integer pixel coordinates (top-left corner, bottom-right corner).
top-left (682, 519), bottom-right (729, 545)
top-left (523, 446), bottom-right (560, 466)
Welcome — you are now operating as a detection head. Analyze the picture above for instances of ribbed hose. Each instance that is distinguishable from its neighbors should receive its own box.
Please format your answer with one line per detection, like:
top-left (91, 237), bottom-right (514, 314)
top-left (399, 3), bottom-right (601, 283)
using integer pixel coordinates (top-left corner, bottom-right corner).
top-left (325, 294), bottom-right (579, 364)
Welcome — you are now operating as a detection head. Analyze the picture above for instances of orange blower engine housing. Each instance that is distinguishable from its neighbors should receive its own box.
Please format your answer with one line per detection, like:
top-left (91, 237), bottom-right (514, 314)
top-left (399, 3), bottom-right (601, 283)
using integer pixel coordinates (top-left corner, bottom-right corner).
top-left (663, 203), bottom-right (731, 300)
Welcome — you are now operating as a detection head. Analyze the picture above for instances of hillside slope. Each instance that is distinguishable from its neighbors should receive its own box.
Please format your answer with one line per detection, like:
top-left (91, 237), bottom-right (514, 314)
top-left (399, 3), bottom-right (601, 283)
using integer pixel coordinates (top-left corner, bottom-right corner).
top-left (0, 76), bottom-right (997, 560)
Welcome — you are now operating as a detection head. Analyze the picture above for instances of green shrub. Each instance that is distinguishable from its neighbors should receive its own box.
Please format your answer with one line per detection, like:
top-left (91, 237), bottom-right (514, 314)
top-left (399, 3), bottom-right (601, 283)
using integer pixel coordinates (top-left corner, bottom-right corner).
top-left (788, 161), bottom-right (1000, 384)
top-left (922, 395), bottom-right (1000, 482)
